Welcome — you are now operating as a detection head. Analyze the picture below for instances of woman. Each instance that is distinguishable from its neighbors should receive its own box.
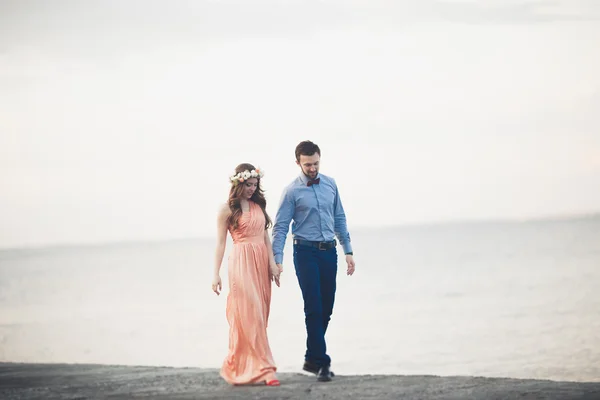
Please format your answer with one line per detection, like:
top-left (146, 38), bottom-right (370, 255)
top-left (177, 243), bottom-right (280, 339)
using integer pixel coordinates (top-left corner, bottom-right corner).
top-left (212, 163), bottom-right (282, 386)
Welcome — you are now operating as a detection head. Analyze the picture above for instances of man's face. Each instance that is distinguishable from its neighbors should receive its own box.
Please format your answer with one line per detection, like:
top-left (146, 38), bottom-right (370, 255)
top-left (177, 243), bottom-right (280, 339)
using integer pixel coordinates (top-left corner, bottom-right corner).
top-left (297, 153), bottom-right (320, 179)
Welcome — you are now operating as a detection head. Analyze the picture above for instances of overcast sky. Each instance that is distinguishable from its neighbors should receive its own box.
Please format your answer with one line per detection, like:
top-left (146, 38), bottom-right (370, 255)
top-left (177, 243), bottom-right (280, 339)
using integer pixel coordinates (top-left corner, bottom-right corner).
top-left (1, 0), bottom-right (599, 248)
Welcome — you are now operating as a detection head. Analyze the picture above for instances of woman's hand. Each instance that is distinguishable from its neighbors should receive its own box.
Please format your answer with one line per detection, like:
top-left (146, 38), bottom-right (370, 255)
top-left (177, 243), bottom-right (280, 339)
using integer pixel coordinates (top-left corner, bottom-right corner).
top-left (269, 262), bottom-right (282, 287)
top-left (212, 274), bottom-right (222, 295)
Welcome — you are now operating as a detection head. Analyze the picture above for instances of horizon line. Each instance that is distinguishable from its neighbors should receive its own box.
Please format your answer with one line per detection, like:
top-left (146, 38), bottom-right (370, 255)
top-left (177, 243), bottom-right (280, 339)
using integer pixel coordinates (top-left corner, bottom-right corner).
top-left (1, 210), bottom-right (598, 252)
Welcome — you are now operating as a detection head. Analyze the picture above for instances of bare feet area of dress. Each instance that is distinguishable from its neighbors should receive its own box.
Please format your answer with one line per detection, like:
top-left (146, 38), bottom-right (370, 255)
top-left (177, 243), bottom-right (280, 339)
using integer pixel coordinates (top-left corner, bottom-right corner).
top-left (1, 363), bottom-right (599, 400)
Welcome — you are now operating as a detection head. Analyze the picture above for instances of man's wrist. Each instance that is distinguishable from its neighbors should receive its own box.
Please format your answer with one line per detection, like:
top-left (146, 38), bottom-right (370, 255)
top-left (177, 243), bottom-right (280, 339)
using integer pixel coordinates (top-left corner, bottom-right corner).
top-left (345, 252), bottom-right (353, 256)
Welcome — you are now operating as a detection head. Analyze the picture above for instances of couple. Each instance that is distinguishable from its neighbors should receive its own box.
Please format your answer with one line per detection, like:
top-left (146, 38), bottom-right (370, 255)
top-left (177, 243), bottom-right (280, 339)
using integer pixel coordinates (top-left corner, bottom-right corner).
top-left (212, 140), bottom-right (356, 386)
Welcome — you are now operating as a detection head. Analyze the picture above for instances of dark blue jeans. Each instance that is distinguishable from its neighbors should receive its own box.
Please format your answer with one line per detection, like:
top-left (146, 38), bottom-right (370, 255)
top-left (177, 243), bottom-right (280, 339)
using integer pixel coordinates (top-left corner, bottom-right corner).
top-left (293, 243), bottom-right (338, 367)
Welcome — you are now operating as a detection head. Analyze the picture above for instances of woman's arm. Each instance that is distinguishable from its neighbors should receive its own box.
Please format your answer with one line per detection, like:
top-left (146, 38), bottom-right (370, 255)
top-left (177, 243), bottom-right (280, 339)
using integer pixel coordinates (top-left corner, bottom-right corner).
top-left (264, 229), bottom-right (277, 266)
top-left (212, 204), bottom-right (230, 295)
top-left (264, 229), bottom-right (282, 287)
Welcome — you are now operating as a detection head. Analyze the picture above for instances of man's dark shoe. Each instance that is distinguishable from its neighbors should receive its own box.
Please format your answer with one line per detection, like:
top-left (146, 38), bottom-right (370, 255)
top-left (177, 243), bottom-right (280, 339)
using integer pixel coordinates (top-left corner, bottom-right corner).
top-left (303, 360), bottom-right (319, 374)
top-left (303, 361), bottom-right (335, 377)
top-left (317, 365), bottom-right (333, 382)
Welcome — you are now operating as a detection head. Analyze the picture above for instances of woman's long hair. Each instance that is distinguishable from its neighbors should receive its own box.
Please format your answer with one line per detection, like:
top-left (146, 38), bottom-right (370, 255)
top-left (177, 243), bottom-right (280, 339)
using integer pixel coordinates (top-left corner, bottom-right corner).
top-left (226, 163), bottom-right (272, 231)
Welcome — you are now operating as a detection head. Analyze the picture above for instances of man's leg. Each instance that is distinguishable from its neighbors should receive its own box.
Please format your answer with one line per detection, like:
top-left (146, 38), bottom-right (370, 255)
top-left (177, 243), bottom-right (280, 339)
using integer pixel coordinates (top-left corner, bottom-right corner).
top-left (319, 247), bottom-right (338, 334)
top-left (293, 244), bottom-right (331, 367)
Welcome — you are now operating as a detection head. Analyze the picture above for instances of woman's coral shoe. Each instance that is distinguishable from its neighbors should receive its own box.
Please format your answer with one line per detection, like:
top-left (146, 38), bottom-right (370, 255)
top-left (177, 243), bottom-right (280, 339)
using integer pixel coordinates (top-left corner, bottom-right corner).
top-left (265, 379), bottom-right (280, 386)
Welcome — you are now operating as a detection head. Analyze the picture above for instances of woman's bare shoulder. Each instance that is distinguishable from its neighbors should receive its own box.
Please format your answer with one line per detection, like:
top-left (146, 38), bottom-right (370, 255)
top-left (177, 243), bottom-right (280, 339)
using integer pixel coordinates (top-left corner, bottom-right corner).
top-left (218, 203), bottom-right (230, 217)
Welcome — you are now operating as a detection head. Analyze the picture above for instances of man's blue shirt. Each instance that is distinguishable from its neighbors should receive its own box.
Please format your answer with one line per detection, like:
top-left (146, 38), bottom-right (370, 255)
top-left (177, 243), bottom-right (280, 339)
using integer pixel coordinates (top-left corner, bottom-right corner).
top-left (272, 173), bottom-right (352, 264)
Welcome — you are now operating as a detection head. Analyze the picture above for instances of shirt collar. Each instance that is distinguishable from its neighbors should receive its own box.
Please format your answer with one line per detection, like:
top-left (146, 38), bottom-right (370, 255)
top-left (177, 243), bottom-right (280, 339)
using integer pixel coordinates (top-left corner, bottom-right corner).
top-left (299, 173), bottom-right (320, 185)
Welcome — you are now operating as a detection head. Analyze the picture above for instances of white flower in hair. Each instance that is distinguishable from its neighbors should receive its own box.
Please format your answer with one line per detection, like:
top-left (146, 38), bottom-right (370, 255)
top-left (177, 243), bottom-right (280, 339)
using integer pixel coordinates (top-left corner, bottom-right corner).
top-left (229, 167), bottom-right (265, 185)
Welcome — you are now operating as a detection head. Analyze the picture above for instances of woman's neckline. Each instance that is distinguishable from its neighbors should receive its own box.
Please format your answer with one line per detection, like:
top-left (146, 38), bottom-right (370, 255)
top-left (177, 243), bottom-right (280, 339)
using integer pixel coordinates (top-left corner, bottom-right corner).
top-left (241, 200), bottom-right (253, 214)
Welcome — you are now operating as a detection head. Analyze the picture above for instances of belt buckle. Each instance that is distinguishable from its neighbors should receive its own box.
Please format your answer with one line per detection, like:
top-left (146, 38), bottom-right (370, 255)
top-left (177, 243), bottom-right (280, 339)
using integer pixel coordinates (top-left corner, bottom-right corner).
top-left (318, 242), bottom-right (327, 250)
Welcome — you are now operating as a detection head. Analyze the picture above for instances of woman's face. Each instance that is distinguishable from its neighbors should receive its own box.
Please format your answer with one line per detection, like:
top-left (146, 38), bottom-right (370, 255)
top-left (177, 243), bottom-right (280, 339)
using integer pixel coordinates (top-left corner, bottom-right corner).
top-left (241, 178), bottom-right (258, 199)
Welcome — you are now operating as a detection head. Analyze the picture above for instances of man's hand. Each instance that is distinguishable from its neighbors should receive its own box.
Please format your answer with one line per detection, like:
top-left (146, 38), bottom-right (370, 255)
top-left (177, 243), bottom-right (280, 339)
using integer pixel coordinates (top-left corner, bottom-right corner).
top-left (345, 255), bottom-right (355, 276)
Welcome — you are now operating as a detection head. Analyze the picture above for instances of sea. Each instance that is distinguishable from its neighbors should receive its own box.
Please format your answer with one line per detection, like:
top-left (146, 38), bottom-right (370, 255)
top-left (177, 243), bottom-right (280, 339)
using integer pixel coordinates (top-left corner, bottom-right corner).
top-left (1, 215), bottom-right (599, 382)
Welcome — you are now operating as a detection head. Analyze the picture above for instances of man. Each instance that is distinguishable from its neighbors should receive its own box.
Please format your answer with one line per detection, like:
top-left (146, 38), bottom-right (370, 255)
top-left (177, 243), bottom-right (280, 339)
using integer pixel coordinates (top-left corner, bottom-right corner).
top-left (272, 140), bottom-right (356, 382)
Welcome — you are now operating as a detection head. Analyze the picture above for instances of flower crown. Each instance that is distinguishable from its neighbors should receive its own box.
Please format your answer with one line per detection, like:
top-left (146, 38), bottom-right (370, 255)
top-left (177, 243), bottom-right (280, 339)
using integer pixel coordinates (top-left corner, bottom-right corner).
top-left (230, 168), bottom-right (264, 185)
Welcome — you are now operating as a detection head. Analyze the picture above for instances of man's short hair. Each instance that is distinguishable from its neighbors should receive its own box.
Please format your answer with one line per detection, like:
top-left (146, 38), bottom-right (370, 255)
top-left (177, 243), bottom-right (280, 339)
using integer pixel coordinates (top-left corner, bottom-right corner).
top-left (295, 140), bottom-right (321, 161)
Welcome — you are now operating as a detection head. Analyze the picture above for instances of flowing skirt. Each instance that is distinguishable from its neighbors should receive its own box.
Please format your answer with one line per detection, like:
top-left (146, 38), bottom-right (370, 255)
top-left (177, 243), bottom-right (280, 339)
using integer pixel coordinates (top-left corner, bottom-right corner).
top-left (220, 241), bottom-right (277, 384)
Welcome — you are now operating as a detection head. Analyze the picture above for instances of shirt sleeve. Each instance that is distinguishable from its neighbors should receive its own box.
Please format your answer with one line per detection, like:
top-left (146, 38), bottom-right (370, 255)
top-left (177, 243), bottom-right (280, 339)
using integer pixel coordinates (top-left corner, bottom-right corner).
top-left (333, 180), bottom-right (353, 254)
top-left (272, 186), bottom-right (295, 264)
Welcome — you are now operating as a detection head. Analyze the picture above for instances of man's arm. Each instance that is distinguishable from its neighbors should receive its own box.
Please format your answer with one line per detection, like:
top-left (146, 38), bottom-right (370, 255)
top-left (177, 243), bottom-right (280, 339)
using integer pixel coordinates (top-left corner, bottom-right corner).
top-left (272, 187), bottom-right (295, 265)
top-left (333, 181), bottom-right (356, 275)
top-left (333, 181), bottom-right (353, 255)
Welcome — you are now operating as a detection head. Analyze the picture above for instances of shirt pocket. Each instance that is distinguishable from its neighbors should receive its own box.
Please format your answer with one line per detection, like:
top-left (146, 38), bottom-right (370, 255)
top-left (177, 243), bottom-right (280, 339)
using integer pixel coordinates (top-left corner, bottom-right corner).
top-left (320, 186), bottom-right (337, 208)
top-left (295, 194), bottom-right (311, 212)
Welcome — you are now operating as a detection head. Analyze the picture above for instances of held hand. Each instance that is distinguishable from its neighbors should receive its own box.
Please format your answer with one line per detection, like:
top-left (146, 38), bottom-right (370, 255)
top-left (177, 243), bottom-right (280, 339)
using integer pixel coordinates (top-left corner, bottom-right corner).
top-left (345, 255), bottom-right (356, 276)
top-left (270, 263), bottom-right (282, 287)
top-left (212, 275), bottom-right (222, 295)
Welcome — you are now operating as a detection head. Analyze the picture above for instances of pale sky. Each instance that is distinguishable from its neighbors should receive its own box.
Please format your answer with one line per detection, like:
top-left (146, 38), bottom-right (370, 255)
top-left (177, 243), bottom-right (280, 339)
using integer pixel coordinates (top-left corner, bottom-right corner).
top-left (1, 0), bottom-right (599, 248)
